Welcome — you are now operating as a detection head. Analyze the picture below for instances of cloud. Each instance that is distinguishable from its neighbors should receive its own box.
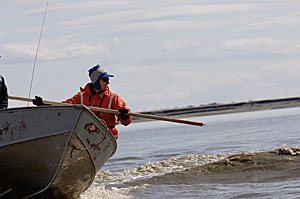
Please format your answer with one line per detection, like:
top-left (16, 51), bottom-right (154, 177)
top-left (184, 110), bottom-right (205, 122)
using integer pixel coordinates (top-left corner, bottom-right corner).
top-left (134, 37), bottom-right (300, 71)
top-left (7, 1), bottom-right (298, 40)
top-left (160, 37), bottom-right (300, 61)
top-left (57, 3), bottom-right (253, 32)
top-left (241, 12), bottom-right (300, 31)
top-left (162, 40), bottom-right (203, 52)
top-left (259, 60), bottom-right (300, 79)
top-left (3, 0), bottom-right (300, 111)
top-left (0, 35), bottom-right (110, 64)
top-left (20, 1), bottom-right (138, 17)
top-left (0, 27), bottom-right (42, 38)
top-left (218, 37), bottom-right (300, 55)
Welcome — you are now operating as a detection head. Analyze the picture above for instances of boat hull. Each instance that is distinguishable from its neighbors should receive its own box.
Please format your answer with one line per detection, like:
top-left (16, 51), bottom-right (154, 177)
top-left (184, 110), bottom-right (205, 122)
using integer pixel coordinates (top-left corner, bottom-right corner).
top-left (0, 105), bottom-right (117, 198)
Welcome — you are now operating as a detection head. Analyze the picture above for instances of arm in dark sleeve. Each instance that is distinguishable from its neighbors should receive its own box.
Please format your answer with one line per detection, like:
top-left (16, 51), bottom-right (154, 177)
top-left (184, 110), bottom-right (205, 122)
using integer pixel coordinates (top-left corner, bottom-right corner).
top-left (0, 76), bottom-right (8, 109)
top-left (113, 94), bottom-right (132, 126)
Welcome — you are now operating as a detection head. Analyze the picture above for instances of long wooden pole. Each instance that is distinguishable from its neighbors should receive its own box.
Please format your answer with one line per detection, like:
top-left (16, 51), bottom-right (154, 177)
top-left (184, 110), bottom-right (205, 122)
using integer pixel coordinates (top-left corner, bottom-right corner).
top-left (8, 95), bottom-right (204, 126)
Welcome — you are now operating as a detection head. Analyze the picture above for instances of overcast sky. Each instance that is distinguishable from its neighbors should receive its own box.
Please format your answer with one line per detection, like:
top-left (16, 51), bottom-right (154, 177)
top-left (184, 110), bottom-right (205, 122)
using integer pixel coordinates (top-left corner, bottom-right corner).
top-left (1, 0), bottom-right (300, 112)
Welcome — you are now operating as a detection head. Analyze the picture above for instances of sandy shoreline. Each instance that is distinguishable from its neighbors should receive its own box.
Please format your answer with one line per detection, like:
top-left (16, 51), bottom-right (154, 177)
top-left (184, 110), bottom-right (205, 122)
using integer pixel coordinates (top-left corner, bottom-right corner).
top-left (132, 97), bottom-right (300, 123)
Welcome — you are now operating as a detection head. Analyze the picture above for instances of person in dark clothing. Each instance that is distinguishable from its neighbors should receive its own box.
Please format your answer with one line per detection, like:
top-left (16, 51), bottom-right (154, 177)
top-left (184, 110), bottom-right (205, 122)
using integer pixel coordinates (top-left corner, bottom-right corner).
top-left (0, 75), bottom-right (8, 109)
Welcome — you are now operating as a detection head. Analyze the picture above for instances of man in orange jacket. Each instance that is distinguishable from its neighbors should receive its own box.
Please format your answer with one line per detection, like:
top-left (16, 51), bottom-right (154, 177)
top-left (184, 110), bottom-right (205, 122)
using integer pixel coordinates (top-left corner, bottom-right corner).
top-left (33, 65), bottom-right (132, 140)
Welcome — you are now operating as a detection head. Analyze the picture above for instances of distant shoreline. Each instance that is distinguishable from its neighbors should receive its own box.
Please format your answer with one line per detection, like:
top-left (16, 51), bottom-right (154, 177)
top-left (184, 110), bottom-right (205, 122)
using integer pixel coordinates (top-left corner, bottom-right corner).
top-left (132, 97), bottom-right (300, 122)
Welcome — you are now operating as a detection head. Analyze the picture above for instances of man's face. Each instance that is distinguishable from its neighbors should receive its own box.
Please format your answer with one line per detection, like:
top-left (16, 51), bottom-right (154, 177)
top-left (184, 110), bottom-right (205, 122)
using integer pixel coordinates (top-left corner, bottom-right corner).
top-left (99, 78), bottom-right (109, 90)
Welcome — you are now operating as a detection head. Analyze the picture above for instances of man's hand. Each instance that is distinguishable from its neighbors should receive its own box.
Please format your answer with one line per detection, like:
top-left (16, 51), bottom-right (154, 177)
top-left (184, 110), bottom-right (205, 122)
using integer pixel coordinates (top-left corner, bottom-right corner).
top-left (32, 96), bottom-right (45, 106)
top-left (118, 108), bottom-right (129, 120)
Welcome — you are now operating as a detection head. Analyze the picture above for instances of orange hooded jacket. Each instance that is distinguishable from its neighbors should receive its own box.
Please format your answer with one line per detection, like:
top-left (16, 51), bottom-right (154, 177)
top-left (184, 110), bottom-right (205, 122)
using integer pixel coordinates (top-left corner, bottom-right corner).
top-left (63, 83), bottom-right (132, 139)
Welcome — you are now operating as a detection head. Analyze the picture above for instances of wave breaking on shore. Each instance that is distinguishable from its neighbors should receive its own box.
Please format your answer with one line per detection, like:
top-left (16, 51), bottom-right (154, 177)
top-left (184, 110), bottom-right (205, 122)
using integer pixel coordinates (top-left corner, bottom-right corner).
top-left (81, 145), bottom-right (300, 198)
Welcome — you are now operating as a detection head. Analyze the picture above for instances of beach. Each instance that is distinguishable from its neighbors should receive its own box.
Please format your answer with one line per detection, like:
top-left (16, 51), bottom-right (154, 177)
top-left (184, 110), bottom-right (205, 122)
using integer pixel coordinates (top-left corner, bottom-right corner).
top-left (133, 96), bottom-right (300, 122)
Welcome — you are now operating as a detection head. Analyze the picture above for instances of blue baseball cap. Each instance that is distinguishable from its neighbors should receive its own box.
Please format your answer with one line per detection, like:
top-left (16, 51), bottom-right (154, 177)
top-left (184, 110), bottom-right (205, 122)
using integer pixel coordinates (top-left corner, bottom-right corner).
top-left (88, 65), bottom-right (114, 90)
top-left (88, 65), bottom-right (114, 84)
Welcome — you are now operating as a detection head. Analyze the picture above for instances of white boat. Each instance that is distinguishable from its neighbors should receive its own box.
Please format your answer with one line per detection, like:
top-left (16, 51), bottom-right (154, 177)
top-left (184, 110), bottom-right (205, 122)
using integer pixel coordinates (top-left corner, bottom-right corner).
top-left (0, 105), bottom-right (117, 198)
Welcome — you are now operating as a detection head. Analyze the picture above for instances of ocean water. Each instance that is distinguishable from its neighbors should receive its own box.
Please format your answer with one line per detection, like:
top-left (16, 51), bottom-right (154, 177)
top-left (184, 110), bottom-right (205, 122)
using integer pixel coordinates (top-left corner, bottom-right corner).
top-left (80, 107), bottom-right (300, 199)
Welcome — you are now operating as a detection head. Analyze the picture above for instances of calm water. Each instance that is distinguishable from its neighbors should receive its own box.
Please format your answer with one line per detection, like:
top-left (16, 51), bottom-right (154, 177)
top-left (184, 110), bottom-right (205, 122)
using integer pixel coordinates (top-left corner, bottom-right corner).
top-left (81, 107), bottom-right (300, 199)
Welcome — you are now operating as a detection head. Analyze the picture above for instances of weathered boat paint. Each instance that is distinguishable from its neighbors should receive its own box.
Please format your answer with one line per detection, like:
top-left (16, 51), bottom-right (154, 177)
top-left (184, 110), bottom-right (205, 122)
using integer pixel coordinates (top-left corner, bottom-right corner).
top-left (0, 105), bottom-right (117, 198)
